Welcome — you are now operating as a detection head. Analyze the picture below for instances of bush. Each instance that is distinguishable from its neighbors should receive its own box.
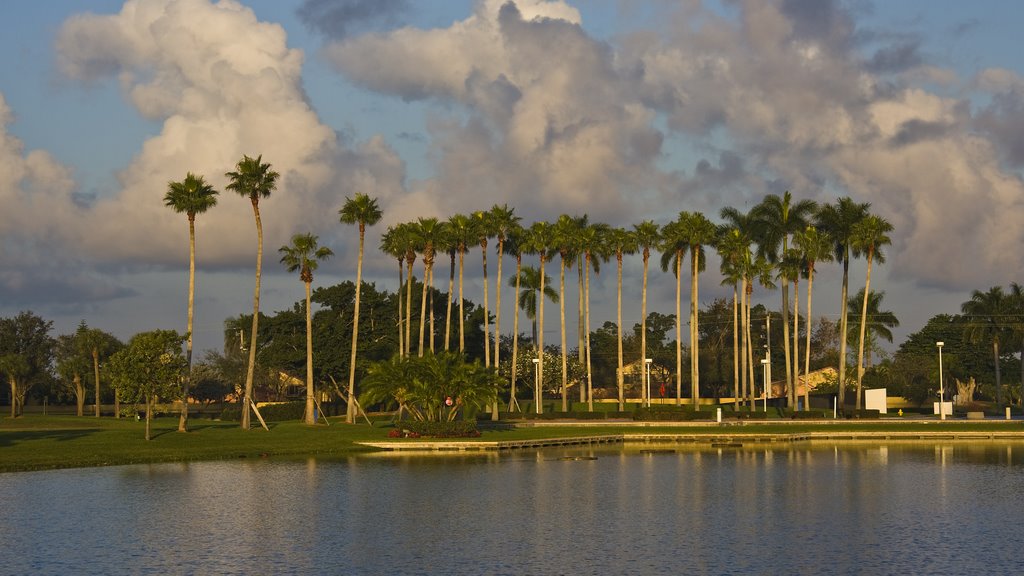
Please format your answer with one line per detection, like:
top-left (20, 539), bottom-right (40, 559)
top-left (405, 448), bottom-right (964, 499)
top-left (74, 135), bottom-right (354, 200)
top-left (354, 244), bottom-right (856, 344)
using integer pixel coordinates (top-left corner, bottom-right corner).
top-left (395, 420), bottom-right (480, 438)
top-left (844, 409), bottom-right (881, 419)
top-left (724, 410), bottom-right (768, 420)
top-left (219, 401), bottom-right (344, 422)
top-left (788, 410), bottom-right (829, 419)
top-left (633, 407), bottom-right (715, 421)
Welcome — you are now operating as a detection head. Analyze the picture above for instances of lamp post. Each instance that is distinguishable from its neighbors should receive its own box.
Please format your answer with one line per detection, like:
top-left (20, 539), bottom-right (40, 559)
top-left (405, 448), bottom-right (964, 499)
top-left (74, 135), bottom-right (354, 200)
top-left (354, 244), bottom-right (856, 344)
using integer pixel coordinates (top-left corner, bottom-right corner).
top-left (937, 341), bottom-right (945, 420)
top-left (761, 358), bottom-right (770, 413)
top-left (645, 358), bottom-right (653, 408)
top-left (533, 357), bottom-right (541, 414)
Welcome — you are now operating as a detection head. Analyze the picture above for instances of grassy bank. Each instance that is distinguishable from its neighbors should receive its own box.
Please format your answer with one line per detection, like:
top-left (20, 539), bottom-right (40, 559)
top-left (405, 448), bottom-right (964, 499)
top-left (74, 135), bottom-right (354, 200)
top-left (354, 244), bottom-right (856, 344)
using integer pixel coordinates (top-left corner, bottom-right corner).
top-left (2, 415), bottom-right (1023, 473)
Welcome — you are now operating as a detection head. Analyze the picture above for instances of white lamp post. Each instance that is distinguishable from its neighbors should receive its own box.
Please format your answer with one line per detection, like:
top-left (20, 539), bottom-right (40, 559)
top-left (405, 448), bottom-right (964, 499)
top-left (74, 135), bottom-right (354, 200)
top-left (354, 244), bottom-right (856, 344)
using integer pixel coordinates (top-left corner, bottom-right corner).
top-left (761, 358), bottom-right (770, 413)
top-left (937, 341), bottom-right (945, 420)
top-left (533, 357), bottom-right (541, 414)
top-left (645, 358), bottom-right (653, 408)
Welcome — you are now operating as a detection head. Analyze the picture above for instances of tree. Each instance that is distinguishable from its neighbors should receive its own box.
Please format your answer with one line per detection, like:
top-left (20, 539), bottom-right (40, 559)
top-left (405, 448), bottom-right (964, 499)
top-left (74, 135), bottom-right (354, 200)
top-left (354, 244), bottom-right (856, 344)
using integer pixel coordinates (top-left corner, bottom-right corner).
top-left (552, 214), bottom-right (581, 411)
top-left (1009, 283), bottom-right (1024, 406)
top-left (225, 154), bottom-right (279, 429)
top-left (489, 206), bottom-right (521, 385)
top-left (716, 226), bottom-right (746, 410)
top-left (845, 289), bottom-right (899, 369)
top-left (55, 331), bottom-right (89, 416)
top-left (850, 214), bottom-right (893, 409)
top-left (473, 210), bottom-right (496, 368)
top-left (380, 225), bottom-right (407, 356)
top-left (108, 330), bottom-right (186, 440)
top-left (578, 222), bottom-right (609, 411)
top-left (279, 232), bottom-right (334, 424)
top-left (793, 225), bottom-right (833, 408)
top-left (816, 198), bottom-right (869, 410)
top-left (677, 212), bottom-right (717, 409)
top-left (447, 214), bottom-right (476, 353)
top-left (339, 193), bottom-right (382, 423)
top-left (962, 286), bottom-right (1012, 406)
top-left (608, 228), bottom-right (637, 410)
top-left (513, 266), bottom-right (558, 346)
top-left (753, 191), bottom-right (817, 408)
top-left (0, 312), bottom-right (55, 417)
top-left (522, 221), bottom-right (554, 413)
top-left (164, 171), bottom-right (218, 432)
top-left (633, 220), bottom-right (661, 406)
top-left (659, 219), bottom-right (688, 406)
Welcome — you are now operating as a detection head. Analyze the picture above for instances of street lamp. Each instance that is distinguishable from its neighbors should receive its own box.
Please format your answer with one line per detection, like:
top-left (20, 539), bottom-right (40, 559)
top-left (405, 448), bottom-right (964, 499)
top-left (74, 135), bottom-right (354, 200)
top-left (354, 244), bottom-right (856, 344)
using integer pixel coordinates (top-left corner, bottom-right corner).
top-left (645, 358), bottom-right (653, 408)
top-left (533, 357), bottom-right (541, 414)
top-left (937, 341), bottom-right (945, 420)
top-left (761, 358), bottom-right (770, 413)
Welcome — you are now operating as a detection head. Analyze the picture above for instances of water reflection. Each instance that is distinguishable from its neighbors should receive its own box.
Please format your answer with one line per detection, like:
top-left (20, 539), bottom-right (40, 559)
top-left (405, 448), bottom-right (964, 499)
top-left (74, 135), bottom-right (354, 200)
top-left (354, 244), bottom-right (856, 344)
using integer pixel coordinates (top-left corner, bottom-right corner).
top-left (2, 442), bottom-right (1024, 575)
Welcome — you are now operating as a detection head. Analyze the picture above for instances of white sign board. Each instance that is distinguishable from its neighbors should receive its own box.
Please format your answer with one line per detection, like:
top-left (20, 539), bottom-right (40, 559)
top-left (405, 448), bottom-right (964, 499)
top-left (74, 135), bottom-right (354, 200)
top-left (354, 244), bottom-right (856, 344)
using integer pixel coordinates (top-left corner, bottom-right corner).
top-left (865, 388), bottom-right (887, 414)
top-left (933, 401), bottom-right (953, 416)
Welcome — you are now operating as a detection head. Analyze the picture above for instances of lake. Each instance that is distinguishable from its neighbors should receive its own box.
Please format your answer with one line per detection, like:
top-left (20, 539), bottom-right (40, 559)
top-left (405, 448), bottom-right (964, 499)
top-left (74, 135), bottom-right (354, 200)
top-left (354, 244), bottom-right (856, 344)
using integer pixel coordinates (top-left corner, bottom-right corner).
top-left (2, 442), bottom-right (1022, 575)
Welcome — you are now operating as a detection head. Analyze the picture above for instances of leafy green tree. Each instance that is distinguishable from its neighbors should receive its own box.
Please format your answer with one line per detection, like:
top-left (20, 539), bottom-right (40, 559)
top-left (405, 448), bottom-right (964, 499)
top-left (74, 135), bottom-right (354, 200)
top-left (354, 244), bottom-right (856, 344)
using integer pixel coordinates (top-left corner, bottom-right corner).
top-left (962, 286), bottom-right (1012, 406)
top-left (76, 325), bottom-right (121, 417)
top-left (55, 331), bottom-right (89, 416)
top-left (225, 154), bottom-right (279, 429)
top-left (339, 193), bottom-right (382, 423)
top-left (850, 214), bottom-right (893, 409)
top-left (0, 311), bottom-right (55, 417)
top-left (279, 233), bottom-right (334, 424)
top-left (164, 171), bottom-right (218, 432)
top-left (108, 330), bottom-right (186, 440)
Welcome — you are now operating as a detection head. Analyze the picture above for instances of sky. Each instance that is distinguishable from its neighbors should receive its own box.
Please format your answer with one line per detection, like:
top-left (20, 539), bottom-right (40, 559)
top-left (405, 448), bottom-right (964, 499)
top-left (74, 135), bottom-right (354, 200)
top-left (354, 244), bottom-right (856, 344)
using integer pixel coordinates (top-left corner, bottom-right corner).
top-left (2, 0), bottom-right (1024, 356)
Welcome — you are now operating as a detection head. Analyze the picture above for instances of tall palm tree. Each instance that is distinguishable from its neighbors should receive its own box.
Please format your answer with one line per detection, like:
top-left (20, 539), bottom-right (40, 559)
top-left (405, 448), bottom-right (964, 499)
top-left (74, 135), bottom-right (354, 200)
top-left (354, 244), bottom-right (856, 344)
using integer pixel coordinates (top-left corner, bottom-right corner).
top-left (504, 231), bottom-right (526, 411)
top-left (677, 211), bottom-right (717, 409)
top-left (573, 215), bottom-right (590, 404)
top-left (659, 219), bottom-right (688, 406)
top-left (225, 154), bottom-right (278, 430)
top-left (850, 214), bottom-right (892, 409)
top-left (608, 228), bottom-right (637, 410)
top-left (633, 220), bottom-right (662, 406)
top-left (411, 218), bottom-right (443, 357)
top-left (794, 225), bottom-right (833, 408)
top-left (962, 286), bottom-right (1011, 406)
top-left (552, 214), bottom-right (581, 411)
top-left (163, 172), bottom-right (218, 432)
top-left (447, 214), bottom-right (475, 353)
top-left (339, 193), bottom-right (382, 423)
top-left (279, 233), bottom-right (333, 424)
top-left (474, 210), bottom-right (496, 367)
top-left (489, 205), bottom-right (521, 374)
top-left (777, 248), bottom-right (803, 405)
top-left (579, 222), bottom-right (609, 410)
top-left (514, 266), bottom-right (558, 347)
top-left (716, 228), bottom-right (747, 410)
top-left (752, 191), bottom-right (817, 409)
top-left (844, 288), bottom-right (899, 369)
top-left (720, 207), bottom-right (757, 409)
top-left (816, 198), bottom-right (869, 411)
top-left (522, 221), bottom-right (554, 413)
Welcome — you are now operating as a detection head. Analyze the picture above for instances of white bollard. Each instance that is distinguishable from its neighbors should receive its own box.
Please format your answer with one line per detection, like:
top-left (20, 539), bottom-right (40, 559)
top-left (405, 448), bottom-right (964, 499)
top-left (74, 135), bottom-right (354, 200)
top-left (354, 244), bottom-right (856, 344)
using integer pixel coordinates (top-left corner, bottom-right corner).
top-left (1007, 406), bottom-right (1012, 421)
top-left (716, 407), bottom-right (722, 423)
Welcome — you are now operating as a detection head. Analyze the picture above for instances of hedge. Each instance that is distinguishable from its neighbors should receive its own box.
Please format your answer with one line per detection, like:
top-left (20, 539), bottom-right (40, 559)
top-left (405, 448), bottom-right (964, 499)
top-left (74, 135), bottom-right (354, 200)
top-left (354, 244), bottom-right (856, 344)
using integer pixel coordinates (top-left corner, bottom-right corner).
top-left (393, 420), bottom-right (480, 438)
top-left (218, 400), bottom-right (344, 422)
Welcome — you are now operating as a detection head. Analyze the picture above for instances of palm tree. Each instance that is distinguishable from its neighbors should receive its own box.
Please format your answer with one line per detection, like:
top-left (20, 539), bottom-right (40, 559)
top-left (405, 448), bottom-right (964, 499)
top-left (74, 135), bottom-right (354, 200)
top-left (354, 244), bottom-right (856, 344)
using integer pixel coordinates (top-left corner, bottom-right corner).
top-left (607, 228), bottom-right (637, 410)
top-left (489, 205), bottom-right (521, 374)
top-left (504, 231), bottom-right (526, 411)
top-left (816, 198), bottom-right (870, 411)
top-left (552, 214), bottom-right (581, 411)
top-left (716, 228), bottom-right (747, 410)
top-left (962, 286), bottom-right (1011, 406)
top-left (380, 225), bottom-right (406, 357)
top-left (473, 210), bottom-right (496, 367)
top-left (850, 214), bottom-right (893, 409)
top-left (752, 191), bottom-right (817, 409)
top-left (225, 154), bottom-right (279, 430)
top-left (164, 172), bottom-right (218, 432)
top-left (411, 218), bottom-right (443, 356)
top-left (720, 206), bottom-right (757, 409)
top-left (447, 214), bottom-right (475, 353)
top-left (793, 225), bottom-right (833, 408)
top-left (522, 221), bottom-right (554, 413)
top-left (777, 248), bottom-right (803, 405)
top-left (398, 222), bottom-right (419, 357)
top-left (579, 222), bottom-right (609, 410)
top-left (339, 194), bottom-right (382, 423)
top-left (279, 233), bottom-right (333, 424)
top-left (659, 220), bottom-right (688, 406)
top-left (513, 266), bottom-right (558, 346)
top-left (844, 288), bottom-right (899, 369)
top-left (1009, 283), bottom-right (1024, 406)
top-left (677, 211), bottom-right (717, 409)
top-left (633, 220), bottom-right (662, 406)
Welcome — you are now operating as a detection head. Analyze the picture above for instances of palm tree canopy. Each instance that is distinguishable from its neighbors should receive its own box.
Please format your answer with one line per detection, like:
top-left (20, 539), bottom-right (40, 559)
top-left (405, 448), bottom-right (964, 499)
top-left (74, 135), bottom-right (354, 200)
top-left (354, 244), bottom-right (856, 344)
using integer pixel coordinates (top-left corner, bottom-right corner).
top-left (579, 222), bottom-right (611, 273)
top-left (632, 220), bottom-right (661, 261)
top-left (164, 172), bottom-right (218, 219)
top-left (339, 193), bottom-right (383, 230)
top-left (489, 204), bottom-right (521, 244)
top-left (815, 197), bottom-right (870, 262)
top-left (225, 155), bottom-right (278, 202)
top-left (512, 265), bottom-right (559, 321)
top-left (447, 213), bottom-right (477, 254)
top-left (522, 221), bottom-right (555, 260)
top-left (279, 233), bottom-right (333, 284)
top-left (850, 214), bottom-right (893, 264)
top-left (552, 214), bottom-right (584, 263)
top-left (846, 288), bottom-right (899, 343)
top-left (608, 227), bottom-right (638, 258)
top-left (751, 190), bottom-right (817, 261)
top-left (793, 225), bottom-right (834, 274)
top-left (962, 285), bottom-right (1011, 346)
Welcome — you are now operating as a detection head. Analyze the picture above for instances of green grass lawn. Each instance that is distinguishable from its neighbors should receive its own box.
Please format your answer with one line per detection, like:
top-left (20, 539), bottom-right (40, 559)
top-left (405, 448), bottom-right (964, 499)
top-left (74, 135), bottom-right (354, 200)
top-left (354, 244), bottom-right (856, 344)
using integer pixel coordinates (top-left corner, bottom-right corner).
top-left (2, 414), bottom-right (1022, 473)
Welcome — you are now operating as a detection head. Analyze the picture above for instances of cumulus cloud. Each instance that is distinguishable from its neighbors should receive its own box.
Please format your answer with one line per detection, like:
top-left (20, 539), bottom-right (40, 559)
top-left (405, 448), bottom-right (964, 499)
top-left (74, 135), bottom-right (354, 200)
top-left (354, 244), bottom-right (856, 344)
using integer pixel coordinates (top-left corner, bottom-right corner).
top-left (297, 0), bottom-right (410, 40)
top-left (50, 0), bottom-right (405, 272)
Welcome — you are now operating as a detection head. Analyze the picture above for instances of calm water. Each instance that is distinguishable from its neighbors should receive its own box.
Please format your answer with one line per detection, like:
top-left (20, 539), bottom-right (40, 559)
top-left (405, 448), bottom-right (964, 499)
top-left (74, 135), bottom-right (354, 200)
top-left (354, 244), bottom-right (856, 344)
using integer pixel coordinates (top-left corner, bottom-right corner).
top-left (2, 442), bottom-right (1023, 575)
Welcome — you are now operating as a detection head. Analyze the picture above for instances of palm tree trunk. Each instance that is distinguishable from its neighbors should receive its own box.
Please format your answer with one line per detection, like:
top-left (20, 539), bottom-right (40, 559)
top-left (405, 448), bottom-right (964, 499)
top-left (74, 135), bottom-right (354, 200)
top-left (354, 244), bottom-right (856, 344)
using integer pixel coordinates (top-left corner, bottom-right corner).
top-left (740, 280), bottom-right (748, 409)
top-left (347, 226), bottom-right (366, 424)
top-left (304, 280), bottom-right (315, 424)
top-left (495, 240), bottom-right (504, 374)
top-left (578, 258), bottom-right (585, 404)
top-left (782, 282), bottom-right (793, 409)
top-left (242, 199), bottom-right (263, 430)
top-left (793, 277), bottom-right (800, 410)
top-left (855, 250), bottom-right (874, 410)
top-left (75, 374), bottom-right (85, 416)
top-left (445, 254), bottom-right (454, 351)
top-left (732, 284), bottom-right (739, 410)
top-left (691, 251), bottom-right (700, 410)
top-left (180, 216), bottom-right (197, 432)
top-left (804, 267), bottom-right (815, 410)
top-left (405, 259), bottom-right (415, 357)
top-left (675, 253), bottom-right (682, 406)
top-left (481, 243), bottom-right (490, 367)
top-left (584, 255), bottom-right (593, 411)
top-left (838, 252), bottom-right (850, 411)
top-left (418, 260), bottom-right (429, 357)
top-left (537, 256), bottom-right (546, 413)
top-left (93, 349), bottom-right (100, 418)
top-left (559, 261), bottom-right (568, 412)
top-left (429, 266), bottom-right (435, 353)
top-left (510, 256), bottom-right (521, 411)
top-left (994, 339), bottom-right (1002, 406)
top-left (641, 254), bottom-right (649, 406)
top-left (617, 253), bottom-right (625, 411)
top-left (458, 251), bottom-right (465, 353)
top-left (397, 258), bottom-right (404, 356)
top-left (10, 376), bottom-right (17, 418)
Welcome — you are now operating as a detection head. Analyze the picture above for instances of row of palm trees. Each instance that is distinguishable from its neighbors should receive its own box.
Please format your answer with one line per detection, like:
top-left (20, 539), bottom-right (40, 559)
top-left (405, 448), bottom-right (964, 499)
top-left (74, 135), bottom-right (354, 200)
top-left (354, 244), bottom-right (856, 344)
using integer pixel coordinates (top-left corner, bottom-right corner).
top-left (375, 194), bottom-right (893, 414)
top-left (164, 154), bottom-right (894, 426)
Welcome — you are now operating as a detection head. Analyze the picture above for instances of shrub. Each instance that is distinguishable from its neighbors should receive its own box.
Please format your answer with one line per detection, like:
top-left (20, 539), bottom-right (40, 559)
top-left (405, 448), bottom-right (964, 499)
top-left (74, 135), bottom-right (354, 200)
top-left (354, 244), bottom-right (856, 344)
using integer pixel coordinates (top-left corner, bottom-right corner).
top-left (397, 420), bottom-right (480, 438)
top-left (219, 401), bottom-right (344, 422)
top-left (788, 410), bottom-right (829, 419)
top-left (633, 407), bottom-right (715, 421)
top-left (724, 410), bottom-right (768, 420)
top-left (844, 409), bottom-right (881, 419)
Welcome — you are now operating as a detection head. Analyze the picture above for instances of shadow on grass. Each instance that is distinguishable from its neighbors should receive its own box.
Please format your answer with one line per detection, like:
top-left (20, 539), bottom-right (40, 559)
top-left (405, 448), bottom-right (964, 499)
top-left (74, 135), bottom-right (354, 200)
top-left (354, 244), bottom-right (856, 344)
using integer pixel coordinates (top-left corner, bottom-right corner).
top-left (0, 428), bottom-right (100, 447)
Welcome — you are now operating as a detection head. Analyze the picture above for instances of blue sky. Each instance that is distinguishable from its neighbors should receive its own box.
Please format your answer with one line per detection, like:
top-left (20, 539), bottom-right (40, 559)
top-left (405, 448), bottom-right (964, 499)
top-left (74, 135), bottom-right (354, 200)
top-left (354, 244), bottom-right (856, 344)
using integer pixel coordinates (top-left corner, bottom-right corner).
top-left (2, 0), bottom-right (1024, 356)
